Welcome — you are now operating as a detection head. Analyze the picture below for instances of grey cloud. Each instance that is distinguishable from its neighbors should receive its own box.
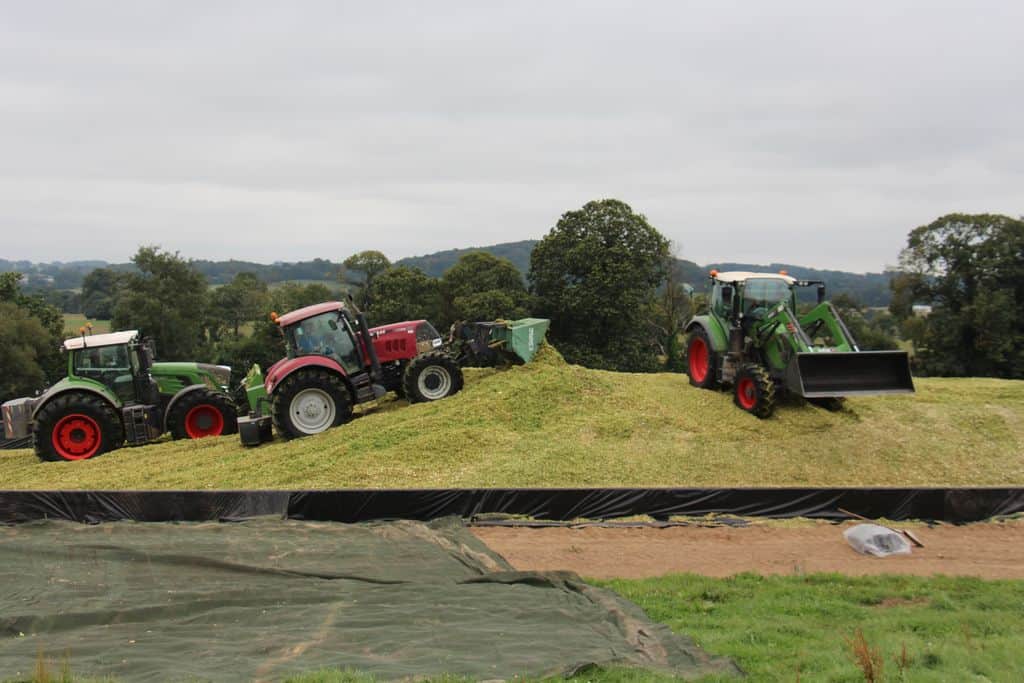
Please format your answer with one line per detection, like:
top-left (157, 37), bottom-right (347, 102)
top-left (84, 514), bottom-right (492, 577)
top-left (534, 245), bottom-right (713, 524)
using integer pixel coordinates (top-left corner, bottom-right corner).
top-left (1, 1), bottom-right (1021, 271)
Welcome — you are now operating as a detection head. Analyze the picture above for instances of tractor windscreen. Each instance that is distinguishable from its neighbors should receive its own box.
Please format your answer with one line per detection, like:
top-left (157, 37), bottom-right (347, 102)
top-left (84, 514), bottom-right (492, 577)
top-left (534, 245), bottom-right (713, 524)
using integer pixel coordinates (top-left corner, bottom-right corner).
top-left (416, 322), bottom-right (444, 354)
top-left (743, 278), bottom-right (793, 317)
top-left (287, 312), bottom-right (363, 374)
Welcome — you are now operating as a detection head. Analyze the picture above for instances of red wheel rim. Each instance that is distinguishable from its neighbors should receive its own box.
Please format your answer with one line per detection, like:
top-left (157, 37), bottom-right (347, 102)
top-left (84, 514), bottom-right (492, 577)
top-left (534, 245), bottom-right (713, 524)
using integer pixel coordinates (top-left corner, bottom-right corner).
top-left (688, 337), bottom-right (709, 382)
top-left (184, 404), bottom-right (225, 439)
top-left (736, 378), bottom-right (758, 410)
top-left (52, 414), bottom-right (102, 460)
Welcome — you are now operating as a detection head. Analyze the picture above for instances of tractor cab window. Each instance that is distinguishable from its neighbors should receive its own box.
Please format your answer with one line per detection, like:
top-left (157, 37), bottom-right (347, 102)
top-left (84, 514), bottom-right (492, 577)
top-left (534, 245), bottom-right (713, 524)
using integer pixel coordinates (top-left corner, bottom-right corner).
top-left (711, 284), bottom-right (735, 319)
top-left (415, 322), bottom-right (443, 354)
top-left (742, 278), bottom-right (794, 321)
top-left (73, 345), bottom-right (136, 401)
top-left (288, 312), bottom-right (363, 375)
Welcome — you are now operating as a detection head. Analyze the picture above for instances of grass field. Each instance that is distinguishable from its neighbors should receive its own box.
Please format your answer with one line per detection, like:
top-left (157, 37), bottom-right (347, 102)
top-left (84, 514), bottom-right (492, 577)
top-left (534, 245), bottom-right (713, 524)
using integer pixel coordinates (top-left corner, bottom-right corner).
top-left (1, 345), bottom-right (1021, 489)
top-left (287, 573), bottom-right (1024, 682)
top-left (60, 314), bottom-right (110, 336)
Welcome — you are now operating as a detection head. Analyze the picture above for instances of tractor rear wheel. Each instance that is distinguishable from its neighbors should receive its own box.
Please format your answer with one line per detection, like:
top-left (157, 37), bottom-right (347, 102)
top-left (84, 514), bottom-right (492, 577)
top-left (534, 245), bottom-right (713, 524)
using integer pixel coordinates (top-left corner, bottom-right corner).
top-left (271, 369), bottom-right (352, 438)
top-left (167, 390), bottom-right (238, 440)
top-left (33, 393), bottom-right (125, 462)
top-left (733, 364), bottom-right (776, 419)
top-left (402, 352), bottom-right (464, 403)
top-left (686, 328), bottom-right (717, 389)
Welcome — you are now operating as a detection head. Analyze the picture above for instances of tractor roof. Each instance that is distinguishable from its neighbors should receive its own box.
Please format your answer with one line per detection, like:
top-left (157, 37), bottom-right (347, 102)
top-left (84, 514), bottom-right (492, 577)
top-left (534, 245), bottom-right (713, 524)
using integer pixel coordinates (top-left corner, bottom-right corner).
top-left (276, 301), bottom-right (346, 327)
top-left (713, 271), bottom-right (797, 285)
top-left (62, 330), bottom-right (139, 351)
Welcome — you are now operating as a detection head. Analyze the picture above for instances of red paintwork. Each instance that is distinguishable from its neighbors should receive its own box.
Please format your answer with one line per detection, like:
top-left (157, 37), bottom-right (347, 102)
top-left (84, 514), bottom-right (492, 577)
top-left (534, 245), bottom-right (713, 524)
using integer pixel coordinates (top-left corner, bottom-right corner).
top-left (688, 337), bottom-right (709, 383)
top-left (52, 413), bottom-right (102, 460)
top-left (276, 301), bottom-right (345, 327)
top-left (368, 320), bottom-right (428, 364)
top-left (736, 377), bottom-right (757, 409)
top-left (264, 355), bottom-right (347, 394)
top-left (184, 404), bottom-right (225, 439)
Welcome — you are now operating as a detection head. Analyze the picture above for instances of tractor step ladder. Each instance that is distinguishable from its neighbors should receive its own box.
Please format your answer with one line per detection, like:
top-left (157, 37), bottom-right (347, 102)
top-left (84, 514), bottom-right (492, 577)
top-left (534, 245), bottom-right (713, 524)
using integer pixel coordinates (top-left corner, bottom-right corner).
top-left (123, 405), bottom-right (151, 445)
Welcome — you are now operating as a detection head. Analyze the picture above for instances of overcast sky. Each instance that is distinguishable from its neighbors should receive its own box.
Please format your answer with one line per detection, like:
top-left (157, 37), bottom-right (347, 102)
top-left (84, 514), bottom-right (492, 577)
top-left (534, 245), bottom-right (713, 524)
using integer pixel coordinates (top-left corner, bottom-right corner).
top-left (1, 1), bottom-right (1021, 272)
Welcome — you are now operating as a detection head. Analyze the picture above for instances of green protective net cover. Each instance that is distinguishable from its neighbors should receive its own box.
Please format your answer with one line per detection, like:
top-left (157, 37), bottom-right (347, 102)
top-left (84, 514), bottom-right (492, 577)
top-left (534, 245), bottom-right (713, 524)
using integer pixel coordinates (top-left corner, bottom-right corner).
top-left (0, 518), bottom-right (739, 682)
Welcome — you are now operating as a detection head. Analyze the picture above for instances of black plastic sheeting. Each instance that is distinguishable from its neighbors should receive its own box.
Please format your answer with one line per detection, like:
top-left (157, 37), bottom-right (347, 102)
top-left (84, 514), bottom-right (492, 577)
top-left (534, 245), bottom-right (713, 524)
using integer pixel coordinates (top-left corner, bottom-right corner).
top-left (2, 487), bottom-right (1023, 525)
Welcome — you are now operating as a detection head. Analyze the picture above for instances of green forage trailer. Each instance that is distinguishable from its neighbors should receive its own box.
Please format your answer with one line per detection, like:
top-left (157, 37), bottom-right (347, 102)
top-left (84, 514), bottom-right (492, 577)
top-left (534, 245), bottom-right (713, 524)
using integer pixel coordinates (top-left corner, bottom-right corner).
top-left (1, 330), bottom-right (237, 461)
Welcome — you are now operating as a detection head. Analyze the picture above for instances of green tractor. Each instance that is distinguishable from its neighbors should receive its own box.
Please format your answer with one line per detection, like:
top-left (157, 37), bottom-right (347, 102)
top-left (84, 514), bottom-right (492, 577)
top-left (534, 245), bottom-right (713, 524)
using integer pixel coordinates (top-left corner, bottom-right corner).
top-left (684, 271), bottom-right (914, 418)
top-left (1, 330), bottom-right (237, 461)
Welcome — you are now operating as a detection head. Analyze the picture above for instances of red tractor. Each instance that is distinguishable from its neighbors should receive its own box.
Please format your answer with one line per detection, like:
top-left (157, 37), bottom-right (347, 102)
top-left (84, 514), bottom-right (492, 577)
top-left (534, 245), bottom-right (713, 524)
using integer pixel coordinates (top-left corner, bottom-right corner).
top-left (238, 300), bottom-right (463, 445)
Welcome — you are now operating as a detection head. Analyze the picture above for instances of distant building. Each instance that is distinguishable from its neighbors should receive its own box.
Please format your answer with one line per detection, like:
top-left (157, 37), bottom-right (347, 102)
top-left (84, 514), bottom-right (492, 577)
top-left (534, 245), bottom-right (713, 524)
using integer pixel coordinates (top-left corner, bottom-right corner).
top-left (912, 305), bottom-right (932, 318)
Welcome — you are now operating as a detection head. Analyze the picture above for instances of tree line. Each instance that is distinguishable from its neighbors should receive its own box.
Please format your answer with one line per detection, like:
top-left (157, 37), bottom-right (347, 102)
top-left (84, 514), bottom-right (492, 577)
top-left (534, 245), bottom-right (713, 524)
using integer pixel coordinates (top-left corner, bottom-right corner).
top-left (2, 203), bottom-right (1021, 405)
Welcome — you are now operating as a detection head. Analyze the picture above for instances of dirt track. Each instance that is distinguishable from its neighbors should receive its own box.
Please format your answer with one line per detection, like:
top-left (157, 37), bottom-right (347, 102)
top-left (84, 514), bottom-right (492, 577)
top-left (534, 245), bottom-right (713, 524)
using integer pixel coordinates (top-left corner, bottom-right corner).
top-left (472, 520), bottom-right (1024, 580)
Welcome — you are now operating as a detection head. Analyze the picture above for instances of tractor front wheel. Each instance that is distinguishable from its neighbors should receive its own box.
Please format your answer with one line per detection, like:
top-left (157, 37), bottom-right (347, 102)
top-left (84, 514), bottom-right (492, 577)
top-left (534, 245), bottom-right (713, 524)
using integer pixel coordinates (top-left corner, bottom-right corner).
top-left (168, 390), bottom-right (238, 440)
top-left (271, 369), bottom-right (352, 438)
top-left (33, 393), bottom-right (125, 462)
top-left (686, 328), bottom-right (717, 389)
top-left (402, 352), bottom-right (464, 403)
top-left (733, 364), bottom-right (776, 419)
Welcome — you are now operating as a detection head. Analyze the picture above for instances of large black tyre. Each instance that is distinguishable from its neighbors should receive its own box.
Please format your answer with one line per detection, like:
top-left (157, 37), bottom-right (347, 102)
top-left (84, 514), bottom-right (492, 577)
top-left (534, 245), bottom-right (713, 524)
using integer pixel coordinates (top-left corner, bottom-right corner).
top-left (733, 364), bottom-right (776, 419)
top-left (685, 327), bottom-right (718, 389)
top-left (167, 389), bottom-right (238, 440)
top-left (271, 369), bottom-right (352, 439)
top-left (33, 392), bottom-right (125, 462)
top-left (402, 352), bottom-right (464, 404)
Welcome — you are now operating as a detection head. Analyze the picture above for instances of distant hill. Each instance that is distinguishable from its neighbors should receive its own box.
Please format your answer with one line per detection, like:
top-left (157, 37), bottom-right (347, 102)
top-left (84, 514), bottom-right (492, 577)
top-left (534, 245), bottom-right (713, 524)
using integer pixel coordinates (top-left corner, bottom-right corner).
top-left (3, 241), bottom-right (896, 306)
top-left (396, 241), bottom-right (538, 278)
top-left (397, 241), bottom-right (895, 306)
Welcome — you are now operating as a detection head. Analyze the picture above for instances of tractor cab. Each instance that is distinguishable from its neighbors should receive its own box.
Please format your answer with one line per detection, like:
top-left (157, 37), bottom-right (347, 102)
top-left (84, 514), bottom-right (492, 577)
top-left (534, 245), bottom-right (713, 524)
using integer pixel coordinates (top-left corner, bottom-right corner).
top-left (64, 330), bottom-right (160, 406)
top-left (279, 304), bottom-right (366, 375)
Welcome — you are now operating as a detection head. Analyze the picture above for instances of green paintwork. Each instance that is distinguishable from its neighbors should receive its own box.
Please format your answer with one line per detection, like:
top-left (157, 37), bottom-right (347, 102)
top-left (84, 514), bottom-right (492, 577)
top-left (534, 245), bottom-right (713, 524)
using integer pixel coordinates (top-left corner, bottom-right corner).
top-left (686, 314), bottom-right (728, 353)
top-left (32, 377), bottom-right (122, 418)
top-left (150, 362), bottom-right (221, 396)
top-left (495, 318), bottom-right (551, 363)
top-left (242, 364), bottom-right (268, 413)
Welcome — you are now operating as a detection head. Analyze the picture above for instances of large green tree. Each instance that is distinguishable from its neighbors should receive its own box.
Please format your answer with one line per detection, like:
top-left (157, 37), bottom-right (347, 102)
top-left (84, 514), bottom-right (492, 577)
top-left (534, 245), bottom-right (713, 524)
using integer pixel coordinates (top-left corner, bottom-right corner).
top-left (529, 199), bottom-right (670, 371)
top-left (440, 252), bottom-right (531, 324)
top-left (342, 250), bottom-right (391, 309)
top-left (208, 272), bottom-right (271, 340)
top-left (893, 213), bottom-right (1024, 377)
top-left (81, 267), bottom-right (124, 319)
top-left (367, 266), bottom-right (442, 327)
top-left (112, 247), bottom-right (209, 361)
top-left (0, 273), bottom-right (65, 402)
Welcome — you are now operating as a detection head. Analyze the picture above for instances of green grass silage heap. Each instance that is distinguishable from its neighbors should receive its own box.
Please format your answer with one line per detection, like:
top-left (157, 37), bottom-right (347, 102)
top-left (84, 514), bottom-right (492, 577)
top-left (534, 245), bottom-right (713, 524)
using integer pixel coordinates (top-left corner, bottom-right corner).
top-left (1, 343), bottom-right (1022, 489)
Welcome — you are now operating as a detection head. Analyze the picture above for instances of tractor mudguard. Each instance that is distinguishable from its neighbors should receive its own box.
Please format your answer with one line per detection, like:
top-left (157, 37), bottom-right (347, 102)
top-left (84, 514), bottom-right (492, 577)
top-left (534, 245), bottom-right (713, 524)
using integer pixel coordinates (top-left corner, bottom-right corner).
top-left (162, 384), bottom-right (217, 433)
top-left (264, 356), bottom-right (353, 399)
top-left (685, 316), bottom-right (728, 354)
top-left (30, 379), bottom-right (121, 422)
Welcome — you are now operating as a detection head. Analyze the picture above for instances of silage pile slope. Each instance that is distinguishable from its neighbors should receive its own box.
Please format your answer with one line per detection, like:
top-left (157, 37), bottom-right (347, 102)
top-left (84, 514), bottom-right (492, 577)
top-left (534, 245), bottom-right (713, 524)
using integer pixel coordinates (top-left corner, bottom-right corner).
top-left (1, 343), bottom-right (1022, 489)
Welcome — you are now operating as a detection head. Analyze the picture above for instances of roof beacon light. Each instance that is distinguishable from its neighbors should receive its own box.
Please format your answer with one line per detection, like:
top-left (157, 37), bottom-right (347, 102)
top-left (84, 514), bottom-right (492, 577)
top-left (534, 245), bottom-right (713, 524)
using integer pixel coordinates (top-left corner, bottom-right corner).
top-left (710, 269), bottom-right (719, 278)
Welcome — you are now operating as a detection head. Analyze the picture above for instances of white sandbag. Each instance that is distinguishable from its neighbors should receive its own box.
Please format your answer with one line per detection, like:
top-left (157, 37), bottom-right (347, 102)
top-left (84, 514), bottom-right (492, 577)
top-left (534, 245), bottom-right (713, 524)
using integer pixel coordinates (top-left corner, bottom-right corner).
top-left (843, 523), bottom-right (912, 557)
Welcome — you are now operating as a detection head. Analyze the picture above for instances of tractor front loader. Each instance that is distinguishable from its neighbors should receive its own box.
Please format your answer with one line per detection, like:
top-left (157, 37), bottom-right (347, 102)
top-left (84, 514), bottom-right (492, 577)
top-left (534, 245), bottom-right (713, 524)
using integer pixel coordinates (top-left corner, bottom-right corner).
top-left (2, 329), bottom-right (237, 461)
top-left (684, 271), bottom-right (914, 418)
top-left (446, 318), bottom-right (550, 367)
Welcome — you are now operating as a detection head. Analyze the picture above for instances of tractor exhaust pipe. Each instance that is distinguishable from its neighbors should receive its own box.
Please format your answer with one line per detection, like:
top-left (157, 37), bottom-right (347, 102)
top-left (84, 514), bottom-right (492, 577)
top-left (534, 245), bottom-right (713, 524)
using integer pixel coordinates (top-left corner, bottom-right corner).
top-left (347, 295), bottom-right (383, 384)
top-left (786, 351), bottom-right (915, 398)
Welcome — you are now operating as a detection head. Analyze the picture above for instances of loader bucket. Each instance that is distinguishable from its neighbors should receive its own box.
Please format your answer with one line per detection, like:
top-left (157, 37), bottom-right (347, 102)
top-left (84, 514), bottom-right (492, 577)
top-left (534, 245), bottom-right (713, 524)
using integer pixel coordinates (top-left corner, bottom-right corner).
top-left (497, 318), bottom-right (551, 363)
top-left (786, 351), bottom-right (915, 398)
